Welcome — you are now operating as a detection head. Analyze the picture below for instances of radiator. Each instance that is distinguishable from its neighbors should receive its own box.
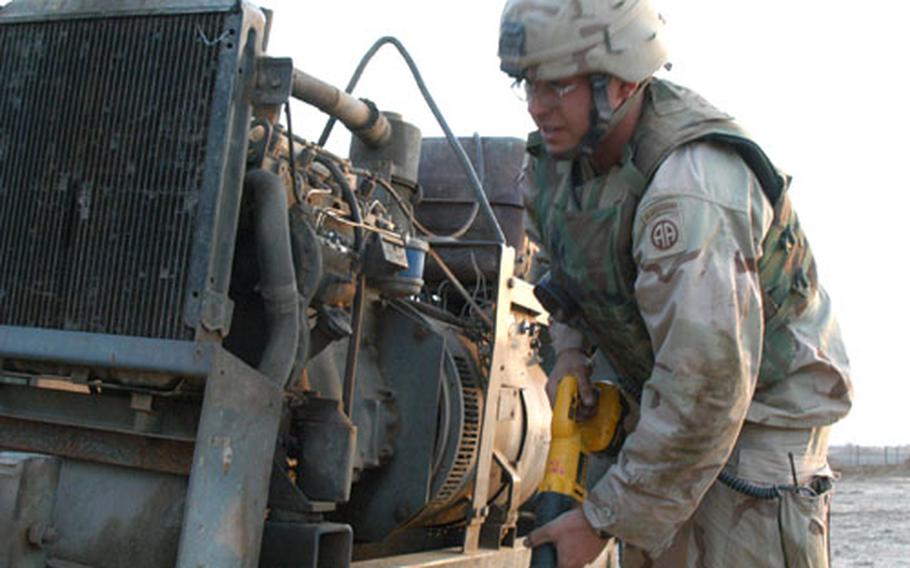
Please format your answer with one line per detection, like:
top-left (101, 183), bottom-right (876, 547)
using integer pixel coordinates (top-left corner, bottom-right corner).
top-left (0, 2), bottom-right (255, 341)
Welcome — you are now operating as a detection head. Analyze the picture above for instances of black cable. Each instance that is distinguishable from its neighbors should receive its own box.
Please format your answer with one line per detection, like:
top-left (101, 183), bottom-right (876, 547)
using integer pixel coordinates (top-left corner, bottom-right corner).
top-left (342, 274), bottom-right (366, 419)
top-left (717, 469), bottom-right (783, 500)
top-left (317, 36), bottom-right (506, 245)
top-left (285, 103), bottom-right (302, 204)
top-left (313, 154), bottom-right (363, 252)
top-left (364, 172), bottom-right (479, 240)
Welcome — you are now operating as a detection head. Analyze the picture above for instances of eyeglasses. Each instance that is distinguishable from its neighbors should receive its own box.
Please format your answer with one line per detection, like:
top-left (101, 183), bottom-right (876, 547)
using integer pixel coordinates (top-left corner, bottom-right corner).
top-left (511, 78), bottom-right (580, 107)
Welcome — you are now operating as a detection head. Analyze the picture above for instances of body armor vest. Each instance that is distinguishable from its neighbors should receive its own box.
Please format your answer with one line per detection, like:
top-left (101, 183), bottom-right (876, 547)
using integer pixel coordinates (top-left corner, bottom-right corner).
top-left (528, 79), bottom-right (817, 400)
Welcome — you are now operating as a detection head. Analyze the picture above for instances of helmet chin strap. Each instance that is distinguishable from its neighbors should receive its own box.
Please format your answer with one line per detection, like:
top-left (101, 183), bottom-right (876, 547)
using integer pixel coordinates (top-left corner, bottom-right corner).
top-left (572, 74), bottom-right (649, 158)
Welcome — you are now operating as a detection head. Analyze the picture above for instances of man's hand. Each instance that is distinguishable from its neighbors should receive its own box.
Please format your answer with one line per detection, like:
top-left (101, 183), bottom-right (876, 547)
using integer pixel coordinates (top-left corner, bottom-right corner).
top-left (526, 508), bottom-right (609, 568)
top-left (548, 348), bottom-right (594, 408)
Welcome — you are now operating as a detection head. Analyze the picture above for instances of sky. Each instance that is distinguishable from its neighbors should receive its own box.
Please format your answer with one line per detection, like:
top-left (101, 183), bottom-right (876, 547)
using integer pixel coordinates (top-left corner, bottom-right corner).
top-left (2, 0), bottom-right (906, 445)
top-left (262, 0), bottom-right (910, 447)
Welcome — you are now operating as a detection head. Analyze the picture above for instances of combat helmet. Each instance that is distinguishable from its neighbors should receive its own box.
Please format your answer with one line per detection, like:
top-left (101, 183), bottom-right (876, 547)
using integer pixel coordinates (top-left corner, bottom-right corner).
top-left (499, 0), bottom-right (669, 154)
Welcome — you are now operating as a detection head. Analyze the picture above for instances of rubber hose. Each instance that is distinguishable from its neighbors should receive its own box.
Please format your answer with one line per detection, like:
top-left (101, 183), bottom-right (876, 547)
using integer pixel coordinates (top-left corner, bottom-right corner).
top-left (246, 168), bottom-right (300, 386)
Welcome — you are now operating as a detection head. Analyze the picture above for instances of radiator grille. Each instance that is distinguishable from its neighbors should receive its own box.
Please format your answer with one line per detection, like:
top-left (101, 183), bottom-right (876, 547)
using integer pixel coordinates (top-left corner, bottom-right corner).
top-left (0, 12), bottom-right (229, 340)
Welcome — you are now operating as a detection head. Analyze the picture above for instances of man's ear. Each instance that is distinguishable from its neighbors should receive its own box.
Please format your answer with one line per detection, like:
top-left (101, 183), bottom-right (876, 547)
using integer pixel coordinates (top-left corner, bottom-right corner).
top-left (607, 77), bottom-right (641, 108)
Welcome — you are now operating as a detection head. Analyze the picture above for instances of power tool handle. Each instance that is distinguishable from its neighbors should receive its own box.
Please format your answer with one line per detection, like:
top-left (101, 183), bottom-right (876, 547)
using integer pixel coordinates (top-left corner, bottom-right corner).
top-left (530, 491), bottom-right (579, 567)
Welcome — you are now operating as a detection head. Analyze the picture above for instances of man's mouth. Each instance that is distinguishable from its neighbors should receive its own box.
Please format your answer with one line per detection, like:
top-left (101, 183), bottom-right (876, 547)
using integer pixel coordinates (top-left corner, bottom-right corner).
top-left (539, 127), bottom-right (564, 139)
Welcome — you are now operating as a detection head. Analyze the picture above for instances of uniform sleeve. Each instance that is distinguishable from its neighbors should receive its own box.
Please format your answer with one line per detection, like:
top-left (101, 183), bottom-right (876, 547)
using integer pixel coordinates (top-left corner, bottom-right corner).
top-left (581, 142), bottom-right (773, 554)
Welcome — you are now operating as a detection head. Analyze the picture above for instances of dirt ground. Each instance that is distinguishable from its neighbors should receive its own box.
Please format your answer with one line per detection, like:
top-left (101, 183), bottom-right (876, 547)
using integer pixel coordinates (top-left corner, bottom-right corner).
top-left (830, 467), bottom-right (910, 567)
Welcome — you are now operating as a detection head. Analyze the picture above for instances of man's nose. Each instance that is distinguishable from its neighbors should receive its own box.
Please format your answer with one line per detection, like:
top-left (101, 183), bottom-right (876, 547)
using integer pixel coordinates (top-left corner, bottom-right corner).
top-left (527, 96), bottom-right (549, 121)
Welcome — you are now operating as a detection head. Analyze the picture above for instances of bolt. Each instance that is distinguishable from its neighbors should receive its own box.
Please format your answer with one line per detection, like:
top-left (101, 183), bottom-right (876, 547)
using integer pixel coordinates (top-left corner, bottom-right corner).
top-left (249, 125), bottom-right (266, 143)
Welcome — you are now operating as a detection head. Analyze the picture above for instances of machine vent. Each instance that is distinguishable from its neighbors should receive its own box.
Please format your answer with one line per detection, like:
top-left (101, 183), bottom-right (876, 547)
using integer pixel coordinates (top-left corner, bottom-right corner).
top-left (0, 12), bottom-right (228, 339)
top-left (435, 355), bottom-right (482, 502)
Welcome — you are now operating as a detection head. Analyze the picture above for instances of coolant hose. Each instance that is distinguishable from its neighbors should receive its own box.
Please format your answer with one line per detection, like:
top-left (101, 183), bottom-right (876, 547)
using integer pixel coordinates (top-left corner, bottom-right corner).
top-left (246, 168), bottom-right (300, 386)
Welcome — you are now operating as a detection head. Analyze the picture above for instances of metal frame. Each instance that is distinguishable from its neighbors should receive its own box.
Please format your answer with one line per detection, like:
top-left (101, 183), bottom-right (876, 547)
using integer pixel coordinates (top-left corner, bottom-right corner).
top-left (183, 2), bottom-right (266, 339)
top-left (176, 348), bottom-right (283, 568)
top-left (0, 326), bottom-right (216, 377)
top-left (462, 245), bottom-right (547, 553)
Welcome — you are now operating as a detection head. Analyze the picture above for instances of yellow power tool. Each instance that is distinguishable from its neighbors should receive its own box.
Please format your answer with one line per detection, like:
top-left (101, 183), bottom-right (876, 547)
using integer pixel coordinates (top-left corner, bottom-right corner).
top-left (532, 374), bottom-right (623, 567)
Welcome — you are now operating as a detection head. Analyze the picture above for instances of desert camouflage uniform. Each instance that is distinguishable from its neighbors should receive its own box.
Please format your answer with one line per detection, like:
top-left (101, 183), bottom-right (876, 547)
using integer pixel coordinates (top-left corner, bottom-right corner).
top-left (525, 79), bottom-right (852, 566)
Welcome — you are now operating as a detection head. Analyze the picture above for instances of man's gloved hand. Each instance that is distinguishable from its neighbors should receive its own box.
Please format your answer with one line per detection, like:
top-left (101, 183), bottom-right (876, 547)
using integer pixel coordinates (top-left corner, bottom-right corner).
top-left (547, 347), bottom-right (594, 409)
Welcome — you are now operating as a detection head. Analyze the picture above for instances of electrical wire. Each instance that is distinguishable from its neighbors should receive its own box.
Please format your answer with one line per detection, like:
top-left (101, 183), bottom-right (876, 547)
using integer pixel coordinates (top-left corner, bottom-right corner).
top-left (355, 169), bottom-right (479, 240)
top-left (317, 36), bottom-right (505, 244)
top-left (285, 103), bottom-right (302, 204)
top-left (313, 155), bottom-right (364, 252)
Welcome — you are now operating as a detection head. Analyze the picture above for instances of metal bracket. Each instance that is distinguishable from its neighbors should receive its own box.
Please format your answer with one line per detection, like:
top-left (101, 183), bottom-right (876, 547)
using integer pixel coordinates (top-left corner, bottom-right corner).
top-left (253, 57), bottom-right (294, 106)
top-left (463, 246), bottom-right (518, 552)
top-left (479, 449), bottom-right (522, 549)
top-left (199, 288), bottom-right (234, 336)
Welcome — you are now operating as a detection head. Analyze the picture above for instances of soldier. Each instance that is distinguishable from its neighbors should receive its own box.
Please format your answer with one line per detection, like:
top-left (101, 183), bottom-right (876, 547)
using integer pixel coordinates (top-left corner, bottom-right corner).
top-left (498, 1), bottom-right (853, 566)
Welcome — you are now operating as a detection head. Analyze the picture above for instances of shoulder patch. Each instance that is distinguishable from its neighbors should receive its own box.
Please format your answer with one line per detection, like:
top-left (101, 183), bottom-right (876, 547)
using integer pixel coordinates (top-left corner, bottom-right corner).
top-left (641, 200), bottom-right (686, 259)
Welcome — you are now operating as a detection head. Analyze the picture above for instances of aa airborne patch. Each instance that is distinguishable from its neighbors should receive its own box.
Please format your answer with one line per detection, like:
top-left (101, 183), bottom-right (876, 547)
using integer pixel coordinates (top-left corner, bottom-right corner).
top-left (641, 200), bottom-right (686, 259)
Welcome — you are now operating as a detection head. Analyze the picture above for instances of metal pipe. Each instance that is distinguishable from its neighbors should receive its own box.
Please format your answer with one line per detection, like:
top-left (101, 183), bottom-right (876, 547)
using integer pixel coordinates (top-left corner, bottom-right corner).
top-left (291, 68), bottom-right (391, 149)
top-left (246, 168), bottom-right (300, 386)
top-left (342, 274), bottom-right (366, 419)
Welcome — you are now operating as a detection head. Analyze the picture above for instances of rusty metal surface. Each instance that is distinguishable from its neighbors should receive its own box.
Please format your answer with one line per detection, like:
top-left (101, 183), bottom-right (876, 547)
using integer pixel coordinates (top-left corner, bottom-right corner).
top-left (0, 416), bottom-right (194, 476)
top-left (0, 453), bottom-right (60, 568)
top-left (176, 348), bottom-right (283, 568)
top-left (0, 378), bottom-right (200, 441)
top-left (48, 460), bottom-right (186, 568)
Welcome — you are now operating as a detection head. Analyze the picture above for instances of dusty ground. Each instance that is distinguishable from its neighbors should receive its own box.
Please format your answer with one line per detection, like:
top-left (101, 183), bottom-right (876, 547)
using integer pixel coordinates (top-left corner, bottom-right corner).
top-left (831, 466), bottom-right (910, 567)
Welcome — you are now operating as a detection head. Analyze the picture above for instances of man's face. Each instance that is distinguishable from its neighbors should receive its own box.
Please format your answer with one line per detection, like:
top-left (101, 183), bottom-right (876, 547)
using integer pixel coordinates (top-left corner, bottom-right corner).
top-left (526, 75), bottom-right (592, 158)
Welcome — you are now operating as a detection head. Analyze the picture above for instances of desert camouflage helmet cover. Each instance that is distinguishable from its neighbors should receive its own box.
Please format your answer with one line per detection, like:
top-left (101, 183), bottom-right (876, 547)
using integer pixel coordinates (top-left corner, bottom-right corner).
top-left (499, 0), bottom-right (669, 83)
